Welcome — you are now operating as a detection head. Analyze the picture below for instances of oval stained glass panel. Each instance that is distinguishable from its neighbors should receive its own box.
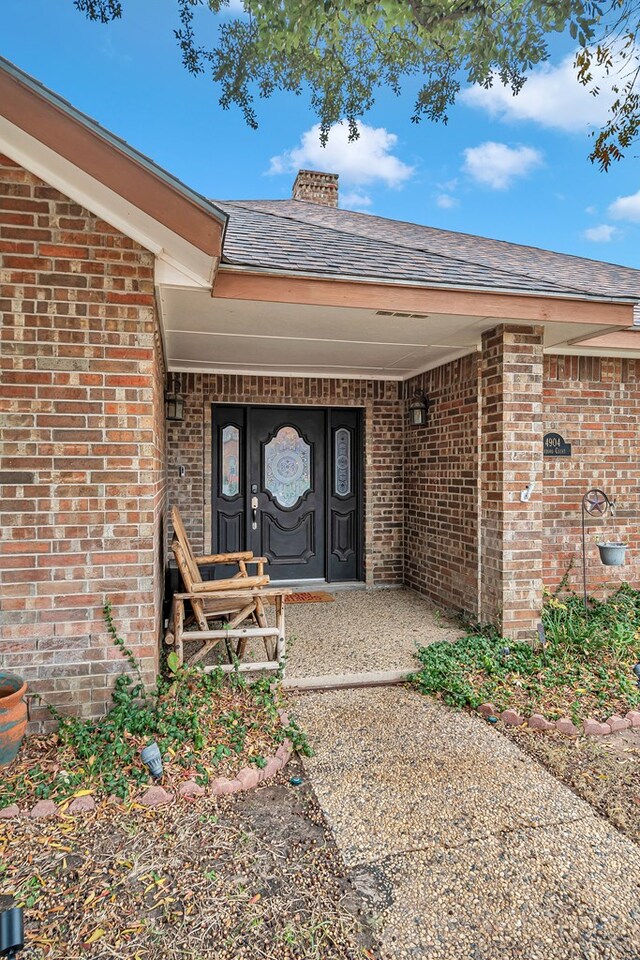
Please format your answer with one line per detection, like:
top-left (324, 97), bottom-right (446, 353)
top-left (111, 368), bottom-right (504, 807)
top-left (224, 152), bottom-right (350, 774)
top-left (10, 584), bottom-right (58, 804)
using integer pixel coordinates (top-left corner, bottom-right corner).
top-left (335, 428), bottom-right (351, 497)
top-left (221, 425), bottom-right (240, 498)
top-left (264, 426), bottom-right (311, 508)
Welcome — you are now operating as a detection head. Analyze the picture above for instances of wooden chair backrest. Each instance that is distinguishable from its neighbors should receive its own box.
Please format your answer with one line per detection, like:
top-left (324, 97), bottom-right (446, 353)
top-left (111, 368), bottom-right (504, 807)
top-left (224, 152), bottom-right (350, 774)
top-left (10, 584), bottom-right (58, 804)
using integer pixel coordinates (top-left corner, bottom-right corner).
top-left (172, 537), bottom-right (208, 629)
top-left (171, 506), bottom-right (202, 587)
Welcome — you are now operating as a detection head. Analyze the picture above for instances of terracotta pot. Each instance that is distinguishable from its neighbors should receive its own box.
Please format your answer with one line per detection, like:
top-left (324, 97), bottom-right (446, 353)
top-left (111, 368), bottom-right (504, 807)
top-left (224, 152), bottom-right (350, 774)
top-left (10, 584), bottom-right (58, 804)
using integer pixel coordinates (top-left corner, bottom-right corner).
top-left (0, 672), bottom-right (28, 766)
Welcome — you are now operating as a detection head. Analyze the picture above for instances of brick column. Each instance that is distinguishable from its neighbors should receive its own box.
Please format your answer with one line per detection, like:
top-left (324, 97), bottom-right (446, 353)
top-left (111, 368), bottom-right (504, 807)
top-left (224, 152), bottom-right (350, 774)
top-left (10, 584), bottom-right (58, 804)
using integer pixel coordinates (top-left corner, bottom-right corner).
top-left (480, 325), bottom-right (544, 638)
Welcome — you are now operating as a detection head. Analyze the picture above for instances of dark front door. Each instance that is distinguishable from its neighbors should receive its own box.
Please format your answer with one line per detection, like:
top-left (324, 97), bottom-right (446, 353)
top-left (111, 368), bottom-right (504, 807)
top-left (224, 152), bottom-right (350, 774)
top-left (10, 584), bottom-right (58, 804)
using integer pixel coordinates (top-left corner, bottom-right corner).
top-left (249, 407), bottom-right (325, 579)
top-left (212, 405), bottom-right (362, 582)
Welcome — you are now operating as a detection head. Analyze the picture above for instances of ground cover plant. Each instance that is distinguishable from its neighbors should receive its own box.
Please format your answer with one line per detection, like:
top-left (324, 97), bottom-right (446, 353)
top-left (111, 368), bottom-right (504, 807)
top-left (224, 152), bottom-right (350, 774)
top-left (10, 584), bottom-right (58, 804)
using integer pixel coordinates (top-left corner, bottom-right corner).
top-left (412, 583), bottom-right (640, 724)
top-left (0, 601), bottom-right (310, 809)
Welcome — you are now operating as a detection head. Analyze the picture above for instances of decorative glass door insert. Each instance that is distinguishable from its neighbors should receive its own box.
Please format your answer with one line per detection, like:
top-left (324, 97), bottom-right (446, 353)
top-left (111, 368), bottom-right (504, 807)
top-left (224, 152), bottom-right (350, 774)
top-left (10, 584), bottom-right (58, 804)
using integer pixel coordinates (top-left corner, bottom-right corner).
top-left (221, 425), bottom-right (240, 497)
top-left (334, 427), bottom-right (351, 497)
top-left (264, 425), bottom-right (311, 508)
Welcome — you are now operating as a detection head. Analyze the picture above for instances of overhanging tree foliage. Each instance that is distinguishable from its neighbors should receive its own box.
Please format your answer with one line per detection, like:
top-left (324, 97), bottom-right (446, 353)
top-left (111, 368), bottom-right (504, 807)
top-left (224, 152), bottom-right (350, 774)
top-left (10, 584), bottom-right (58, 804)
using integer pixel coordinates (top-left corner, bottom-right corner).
top-left (75, 0), bottom-right (639, 169)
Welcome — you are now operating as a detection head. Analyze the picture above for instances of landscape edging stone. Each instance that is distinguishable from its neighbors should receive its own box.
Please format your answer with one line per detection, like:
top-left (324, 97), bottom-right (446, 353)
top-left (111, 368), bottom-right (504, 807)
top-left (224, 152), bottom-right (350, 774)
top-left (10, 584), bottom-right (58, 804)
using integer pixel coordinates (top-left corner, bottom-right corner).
top-left (1, 716), bottom-right (295, 819)
top-left (477, 704), bottom-right (640, 738)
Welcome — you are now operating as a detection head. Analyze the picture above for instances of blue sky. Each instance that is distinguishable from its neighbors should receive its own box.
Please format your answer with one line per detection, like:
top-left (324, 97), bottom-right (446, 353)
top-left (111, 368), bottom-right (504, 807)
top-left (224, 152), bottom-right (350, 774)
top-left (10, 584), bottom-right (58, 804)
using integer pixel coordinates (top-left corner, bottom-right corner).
top-left (3, 0), bottom-right (639, 267)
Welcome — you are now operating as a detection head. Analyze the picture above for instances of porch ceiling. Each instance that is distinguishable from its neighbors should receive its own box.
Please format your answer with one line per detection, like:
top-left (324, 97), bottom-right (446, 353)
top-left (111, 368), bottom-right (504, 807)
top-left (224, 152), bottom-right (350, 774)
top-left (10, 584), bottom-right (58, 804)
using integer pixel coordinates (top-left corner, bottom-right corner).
top-left (159, 287), bottom-right (640, 380)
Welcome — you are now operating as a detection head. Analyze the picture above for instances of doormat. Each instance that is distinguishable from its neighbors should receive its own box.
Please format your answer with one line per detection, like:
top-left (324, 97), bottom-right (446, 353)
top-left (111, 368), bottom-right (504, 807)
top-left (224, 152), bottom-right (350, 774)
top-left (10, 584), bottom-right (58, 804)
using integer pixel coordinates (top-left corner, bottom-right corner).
top-left (268, 591), bottom-right (336, 604)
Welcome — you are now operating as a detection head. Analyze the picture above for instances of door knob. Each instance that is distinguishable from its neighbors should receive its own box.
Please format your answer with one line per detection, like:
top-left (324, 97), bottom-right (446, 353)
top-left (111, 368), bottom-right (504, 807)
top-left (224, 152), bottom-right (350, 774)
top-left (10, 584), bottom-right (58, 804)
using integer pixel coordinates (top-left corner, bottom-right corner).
top-left (251, 496), bottom-right (258, 530)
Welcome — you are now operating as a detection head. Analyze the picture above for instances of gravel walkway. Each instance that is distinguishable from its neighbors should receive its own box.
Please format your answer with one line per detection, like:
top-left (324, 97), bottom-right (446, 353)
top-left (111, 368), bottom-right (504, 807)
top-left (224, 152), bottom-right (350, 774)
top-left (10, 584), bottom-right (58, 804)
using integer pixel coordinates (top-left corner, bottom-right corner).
top-left (285, 589), bottom-right (462, 679)
top-left (291, 686), bottom-right (640, 960)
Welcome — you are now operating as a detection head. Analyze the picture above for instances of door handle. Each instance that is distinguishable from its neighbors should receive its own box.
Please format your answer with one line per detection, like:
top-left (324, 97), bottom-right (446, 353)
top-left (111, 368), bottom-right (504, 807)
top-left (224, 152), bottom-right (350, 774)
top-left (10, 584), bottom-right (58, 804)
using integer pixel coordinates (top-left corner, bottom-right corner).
top-left (251, 496), bottom-right (258, 530)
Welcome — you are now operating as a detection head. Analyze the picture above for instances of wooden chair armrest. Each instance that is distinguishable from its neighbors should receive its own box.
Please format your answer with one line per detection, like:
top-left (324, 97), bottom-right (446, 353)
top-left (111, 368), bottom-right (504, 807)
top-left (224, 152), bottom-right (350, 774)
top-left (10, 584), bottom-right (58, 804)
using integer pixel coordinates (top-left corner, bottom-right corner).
top-left (195, 551), bottom-right (255, 566)
top-left (189, 574), bottom-right (270, 594)
top-left (174, 586), bottom-right (292, 601)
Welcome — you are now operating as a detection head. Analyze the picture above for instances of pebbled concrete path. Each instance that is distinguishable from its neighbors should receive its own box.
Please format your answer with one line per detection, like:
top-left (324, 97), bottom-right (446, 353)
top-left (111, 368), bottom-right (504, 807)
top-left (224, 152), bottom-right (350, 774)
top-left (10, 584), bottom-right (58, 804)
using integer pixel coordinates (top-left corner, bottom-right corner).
top-left (292, 686), bottom-right (640, 960)
top-left (285, 589), bottom-right (462, 680)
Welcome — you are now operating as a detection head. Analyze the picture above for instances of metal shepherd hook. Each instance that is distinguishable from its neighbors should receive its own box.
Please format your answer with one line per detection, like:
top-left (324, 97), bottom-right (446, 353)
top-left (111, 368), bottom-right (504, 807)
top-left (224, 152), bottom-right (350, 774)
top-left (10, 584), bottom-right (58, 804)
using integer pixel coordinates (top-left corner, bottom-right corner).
top-left (581, 488), bottom-right (613, 611)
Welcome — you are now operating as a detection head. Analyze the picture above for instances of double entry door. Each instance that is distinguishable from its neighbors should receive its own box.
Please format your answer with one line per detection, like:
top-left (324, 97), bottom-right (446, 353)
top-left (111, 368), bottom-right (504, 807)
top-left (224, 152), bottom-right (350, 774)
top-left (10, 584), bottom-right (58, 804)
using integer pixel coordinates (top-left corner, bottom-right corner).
top-left (212, 405), bottom-right (362, 582)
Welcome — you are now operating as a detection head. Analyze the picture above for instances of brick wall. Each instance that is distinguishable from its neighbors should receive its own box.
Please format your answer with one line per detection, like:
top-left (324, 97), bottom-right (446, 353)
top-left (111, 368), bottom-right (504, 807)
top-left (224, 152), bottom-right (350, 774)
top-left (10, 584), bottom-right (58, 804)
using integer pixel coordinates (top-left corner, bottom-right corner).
top-left (543, 355), bottom-right (640, 595)
top-left (0, 154), bottom-right (165, 729)
top-left (167, 374), bottom-right (404, 585)
top-left (480, 326), bottom-right (544, 638)
top-left (404, 355), bottom-right (479, 617)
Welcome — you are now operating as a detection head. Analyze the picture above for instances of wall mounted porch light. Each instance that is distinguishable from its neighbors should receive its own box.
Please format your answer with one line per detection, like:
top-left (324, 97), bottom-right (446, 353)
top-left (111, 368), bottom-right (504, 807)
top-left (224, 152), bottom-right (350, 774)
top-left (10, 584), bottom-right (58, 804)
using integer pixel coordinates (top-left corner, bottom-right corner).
top-left (408, 390), bottom-right (430, 427)
top-left (165, 373), bottom-right (184, 422)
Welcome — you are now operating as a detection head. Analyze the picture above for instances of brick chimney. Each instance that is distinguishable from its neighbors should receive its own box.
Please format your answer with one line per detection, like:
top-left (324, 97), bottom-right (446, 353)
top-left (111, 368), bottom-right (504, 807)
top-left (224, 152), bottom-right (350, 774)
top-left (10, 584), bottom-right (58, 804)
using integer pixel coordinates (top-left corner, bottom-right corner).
top-left (292, 169), bottom-right (339, 207)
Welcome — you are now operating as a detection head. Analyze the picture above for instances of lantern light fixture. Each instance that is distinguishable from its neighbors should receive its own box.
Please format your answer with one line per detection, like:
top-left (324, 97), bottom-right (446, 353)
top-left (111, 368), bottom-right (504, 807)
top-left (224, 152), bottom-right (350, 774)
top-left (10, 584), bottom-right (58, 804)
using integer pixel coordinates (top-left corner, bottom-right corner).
top-left (165, 374), bottom-right (184, 423)
top-left (408, 390), bottom-right (430, 427)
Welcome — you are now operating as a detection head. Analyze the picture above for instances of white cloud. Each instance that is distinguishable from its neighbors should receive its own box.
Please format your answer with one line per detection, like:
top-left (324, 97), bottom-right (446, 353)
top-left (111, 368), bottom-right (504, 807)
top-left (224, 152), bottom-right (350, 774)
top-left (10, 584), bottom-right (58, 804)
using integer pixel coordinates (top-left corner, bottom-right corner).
top-left (436, 193), bottom-right (458, 209)
top-left (608, 190), bottom-right (640, 223)
top-left (340, 190), bottom-right (373, 211)
top-left (461, 53), bottom-right (617, 132)
top-left (463, 142), bottom-right (542, 190)
top-left (268, 121), bottom-right (414, 187)
top-left (584, 224), bottom-right (616, 242)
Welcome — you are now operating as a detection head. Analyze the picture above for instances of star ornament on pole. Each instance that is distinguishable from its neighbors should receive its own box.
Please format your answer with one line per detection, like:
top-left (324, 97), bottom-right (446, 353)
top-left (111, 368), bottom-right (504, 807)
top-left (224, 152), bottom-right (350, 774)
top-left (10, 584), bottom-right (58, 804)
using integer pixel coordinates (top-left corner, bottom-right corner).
top-left (583, 489), bottom-right (609, 517)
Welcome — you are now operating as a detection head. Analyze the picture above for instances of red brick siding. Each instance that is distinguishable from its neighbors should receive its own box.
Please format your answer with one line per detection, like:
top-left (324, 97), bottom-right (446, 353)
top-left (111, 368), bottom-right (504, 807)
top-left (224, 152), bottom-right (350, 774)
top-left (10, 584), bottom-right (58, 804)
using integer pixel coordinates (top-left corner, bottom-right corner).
top-left (167, 374), bottom-right (404, 585)
top-left (0, 154), bottom-right (165, 729)
top-left (404, 355), bottom-right (479, 616)
top-left (480, 326), bottom-right (544, 638)
top-left (543, 355), bottom-right (640, 594)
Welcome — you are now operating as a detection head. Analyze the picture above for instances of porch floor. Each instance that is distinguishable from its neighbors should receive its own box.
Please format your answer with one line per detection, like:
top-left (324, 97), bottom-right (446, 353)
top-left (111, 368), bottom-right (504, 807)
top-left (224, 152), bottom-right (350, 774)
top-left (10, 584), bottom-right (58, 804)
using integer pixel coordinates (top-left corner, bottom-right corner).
top-left (283, 588), bottom-right (463, 682)
top-left (186, 586), bottom-right (463, 681)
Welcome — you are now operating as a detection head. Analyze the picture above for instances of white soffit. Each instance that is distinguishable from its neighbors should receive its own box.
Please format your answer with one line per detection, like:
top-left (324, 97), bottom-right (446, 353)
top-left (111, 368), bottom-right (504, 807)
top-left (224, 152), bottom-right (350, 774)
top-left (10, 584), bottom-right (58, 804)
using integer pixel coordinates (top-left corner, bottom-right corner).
top-left (161, 288), bottom-right (640, 379)
top-left (0, 115), bottom-right (215, 288)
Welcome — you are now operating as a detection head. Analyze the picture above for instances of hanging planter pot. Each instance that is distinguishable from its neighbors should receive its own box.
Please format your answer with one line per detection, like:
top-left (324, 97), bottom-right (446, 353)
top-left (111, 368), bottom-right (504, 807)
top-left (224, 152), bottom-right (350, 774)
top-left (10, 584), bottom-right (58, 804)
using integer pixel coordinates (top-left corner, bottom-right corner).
top-left (0, 672), bottom-right (28, 767)
top-left (596, 542), bottom-right (628, 566)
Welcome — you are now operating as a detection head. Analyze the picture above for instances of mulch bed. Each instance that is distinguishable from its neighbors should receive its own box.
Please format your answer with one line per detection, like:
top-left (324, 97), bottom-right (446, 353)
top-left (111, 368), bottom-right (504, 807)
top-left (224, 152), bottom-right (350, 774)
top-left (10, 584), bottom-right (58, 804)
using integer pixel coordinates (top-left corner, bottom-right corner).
top-left (1, 677), bottom-right (301, 809)
top-left (0, 760), bottom-right (379, 960)
top-left (501, 724), bottom-right (640, 844)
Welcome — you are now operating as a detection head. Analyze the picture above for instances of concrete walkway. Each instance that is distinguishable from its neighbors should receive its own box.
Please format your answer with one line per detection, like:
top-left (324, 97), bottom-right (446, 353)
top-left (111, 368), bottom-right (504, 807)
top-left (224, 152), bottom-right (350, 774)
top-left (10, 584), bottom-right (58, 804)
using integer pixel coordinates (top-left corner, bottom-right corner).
top-left (291, 686), bottom-right (640, 960)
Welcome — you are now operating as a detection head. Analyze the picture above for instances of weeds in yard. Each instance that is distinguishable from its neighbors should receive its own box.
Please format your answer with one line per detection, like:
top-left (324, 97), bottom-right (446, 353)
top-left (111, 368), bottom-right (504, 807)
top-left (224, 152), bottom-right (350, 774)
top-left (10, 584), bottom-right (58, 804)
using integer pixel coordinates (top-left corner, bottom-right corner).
top-left (412, 583), bottom-right (640, 722)
top-left (1, 600), bottom-right (310, 809)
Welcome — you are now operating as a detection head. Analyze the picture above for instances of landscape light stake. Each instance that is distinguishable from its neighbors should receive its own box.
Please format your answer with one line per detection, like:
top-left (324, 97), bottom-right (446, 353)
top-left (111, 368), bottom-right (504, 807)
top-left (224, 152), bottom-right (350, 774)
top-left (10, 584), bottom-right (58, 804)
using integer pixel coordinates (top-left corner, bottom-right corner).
top-left (0, 906), bottom-right (24, 960)
top-left (140, 741), bottom-right (163, 780)
top-left (536, 623), bottom-right (547, 665)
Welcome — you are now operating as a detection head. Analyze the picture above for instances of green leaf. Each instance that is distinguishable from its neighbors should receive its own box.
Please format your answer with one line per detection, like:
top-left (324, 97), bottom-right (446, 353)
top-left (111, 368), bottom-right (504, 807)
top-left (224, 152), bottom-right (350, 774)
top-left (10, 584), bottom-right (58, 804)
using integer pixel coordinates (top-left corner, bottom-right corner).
top-left (167, 651), bottom-right (180, 675)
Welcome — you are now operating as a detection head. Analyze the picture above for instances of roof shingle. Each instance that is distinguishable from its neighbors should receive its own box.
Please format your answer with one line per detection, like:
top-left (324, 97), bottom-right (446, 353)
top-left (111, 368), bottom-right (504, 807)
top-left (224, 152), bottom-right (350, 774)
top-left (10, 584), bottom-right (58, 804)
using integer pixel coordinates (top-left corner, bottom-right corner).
top-left (215, 199), bottom-right (640, 303)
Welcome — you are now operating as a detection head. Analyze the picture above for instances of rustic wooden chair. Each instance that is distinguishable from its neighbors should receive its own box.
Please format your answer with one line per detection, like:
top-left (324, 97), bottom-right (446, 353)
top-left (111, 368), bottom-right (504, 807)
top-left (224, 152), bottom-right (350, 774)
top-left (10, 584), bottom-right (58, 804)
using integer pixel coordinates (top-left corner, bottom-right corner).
top-left (166, 506), bottom-right (290, 674)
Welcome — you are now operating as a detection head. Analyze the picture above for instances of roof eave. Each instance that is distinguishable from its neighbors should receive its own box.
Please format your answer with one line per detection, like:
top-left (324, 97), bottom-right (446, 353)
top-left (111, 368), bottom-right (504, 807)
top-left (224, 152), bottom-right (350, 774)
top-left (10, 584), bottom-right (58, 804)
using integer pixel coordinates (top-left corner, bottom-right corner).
top-left (217, 261), bottom-right (639, 308)
top-left (0, 56), bottom-right (227, 263)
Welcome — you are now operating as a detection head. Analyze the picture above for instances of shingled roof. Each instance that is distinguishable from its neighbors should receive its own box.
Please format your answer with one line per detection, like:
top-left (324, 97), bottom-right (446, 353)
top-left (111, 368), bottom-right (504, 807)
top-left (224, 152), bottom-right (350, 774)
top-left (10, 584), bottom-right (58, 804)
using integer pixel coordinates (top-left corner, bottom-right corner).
top-left (215, 198), bottom-right (640, 304)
